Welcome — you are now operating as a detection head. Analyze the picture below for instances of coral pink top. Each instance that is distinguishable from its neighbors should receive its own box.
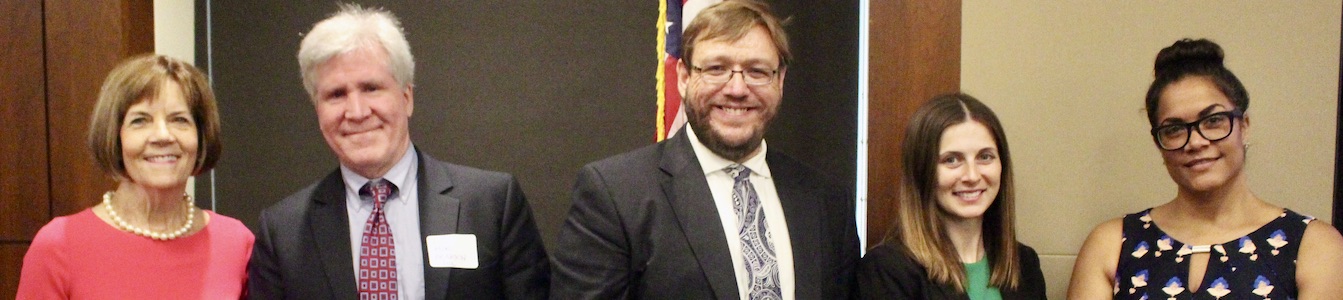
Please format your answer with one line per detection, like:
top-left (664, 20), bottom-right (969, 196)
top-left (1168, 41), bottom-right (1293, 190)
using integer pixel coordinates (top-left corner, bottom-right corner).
top-left (17, 209), bottom-right (254, 299)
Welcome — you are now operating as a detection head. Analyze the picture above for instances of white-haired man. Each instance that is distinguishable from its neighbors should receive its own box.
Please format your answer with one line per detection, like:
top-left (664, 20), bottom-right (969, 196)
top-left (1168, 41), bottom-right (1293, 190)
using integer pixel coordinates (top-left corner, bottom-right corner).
top-left (247, 5), bottom-right (549, 300)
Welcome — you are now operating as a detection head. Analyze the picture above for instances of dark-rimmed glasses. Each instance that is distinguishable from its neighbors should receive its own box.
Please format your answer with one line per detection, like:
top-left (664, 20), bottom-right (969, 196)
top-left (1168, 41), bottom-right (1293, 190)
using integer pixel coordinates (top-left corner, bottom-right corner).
top-left (690, 65), bottom-right (779, 86)
top-left (1150, 111), bottom-right (1243, 151)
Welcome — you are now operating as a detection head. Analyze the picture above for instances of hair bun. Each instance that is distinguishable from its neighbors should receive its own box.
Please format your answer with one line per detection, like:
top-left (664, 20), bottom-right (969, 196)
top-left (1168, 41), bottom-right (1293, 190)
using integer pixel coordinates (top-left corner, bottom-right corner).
top-left (1154, 38), bottom-right (1225, 76)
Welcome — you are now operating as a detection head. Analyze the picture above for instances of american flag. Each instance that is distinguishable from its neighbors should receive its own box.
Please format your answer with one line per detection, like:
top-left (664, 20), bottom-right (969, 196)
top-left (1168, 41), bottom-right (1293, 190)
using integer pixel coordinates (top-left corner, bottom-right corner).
top-left (656, 0), bottom-right (721, 141)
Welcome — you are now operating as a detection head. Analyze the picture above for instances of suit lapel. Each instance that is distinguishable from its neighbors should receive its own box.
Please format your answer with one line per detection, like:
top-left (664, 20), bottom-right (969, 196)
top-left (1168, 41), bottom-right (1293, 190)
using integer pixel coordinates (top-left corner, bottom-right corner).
top-left (308, 170), bottom-right (359, 298)
top-left (660, 132), bottom-right (739, 299)
top-left (417, 151), bottom-right (461, 300)
top-left (769, 151), bottom-right (825, 299)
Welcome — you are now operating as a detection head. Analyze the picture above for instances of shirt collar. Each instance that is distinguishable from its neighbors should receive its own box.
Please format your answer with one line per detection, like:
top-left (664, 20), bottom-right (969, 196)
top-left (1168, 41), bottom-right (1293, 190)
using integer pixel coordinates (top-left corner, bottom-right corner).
top-left (340, 145), bottom-right (418, 202)
top-left (685, 125), bottom-right (771, 178)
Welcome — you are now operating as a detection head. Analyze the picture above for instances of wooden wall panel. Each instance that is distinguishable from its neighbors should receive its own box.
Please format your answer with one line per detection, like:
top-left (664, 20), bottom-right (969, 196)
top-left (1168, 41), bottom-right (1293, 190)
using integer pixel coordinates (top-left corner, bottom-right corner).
top-left (866, 0), bottom-right (961, 246)
top-left (1, 0), bottom-right (154, 295)
top-left (0, 244), bottom-right (28, 299)
top-left (0, 0), bottom-right (49, 242)
top-left (44, 0), bottom-right (153, 216)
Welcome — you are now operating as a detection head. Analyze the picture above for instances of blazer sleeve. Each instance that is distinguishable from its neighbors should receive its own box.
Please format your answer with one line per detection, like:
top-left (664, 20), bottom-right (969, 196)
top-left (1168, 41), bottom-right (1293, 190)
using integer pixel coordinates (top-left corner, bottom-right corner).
top-left (246, 209), bottom-right (284, 300)
top-left (857, 244), bottom-right (926, 300)
top-left (549, 165), bottom-right (634, 299)
top-left (497, 175), bottom-right (551, 300)
top-left (1016, 244), bottom-right (1048, 300)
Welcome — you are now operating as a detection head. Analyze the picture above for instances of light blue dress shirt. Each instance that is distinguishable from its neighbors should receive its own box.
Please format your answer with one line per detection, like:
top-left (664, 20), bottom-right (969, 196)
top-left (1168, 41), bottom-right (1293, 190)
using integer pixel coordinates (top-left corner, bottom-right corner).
top-left (341, 146), bottom-right (425, 300)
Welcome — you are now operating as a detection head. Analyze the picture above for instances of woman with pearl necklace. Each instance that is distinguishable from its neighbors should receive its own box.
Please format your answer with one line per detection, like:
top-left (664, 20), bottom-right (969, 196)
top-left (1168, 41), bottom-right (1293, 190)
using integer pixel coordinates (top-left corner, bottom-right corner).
top-left (16, 54), bottom-right (254, 299)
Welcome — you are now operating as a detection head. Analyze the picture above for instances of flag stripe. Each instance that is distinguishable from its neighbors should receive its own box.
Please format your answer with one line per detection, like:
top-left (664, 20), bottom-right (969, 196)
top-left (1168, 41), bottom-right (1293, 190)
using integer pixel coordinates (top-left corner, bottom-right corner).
top-left (657, 0), bottom-right (686, 141)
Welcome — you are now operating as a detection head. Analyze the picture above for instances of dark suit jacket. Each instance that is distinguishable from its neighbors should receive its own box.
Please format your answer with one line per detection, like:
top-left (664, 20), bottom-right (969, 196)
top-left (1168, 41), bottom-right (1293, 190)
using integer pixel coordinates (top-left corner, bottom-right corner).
top-left (550, 130), bottom-right (860, 299)
top-left (247, 149), bottom-right (549, 299)
top-left (857, 241), bottom-right (1047, 300)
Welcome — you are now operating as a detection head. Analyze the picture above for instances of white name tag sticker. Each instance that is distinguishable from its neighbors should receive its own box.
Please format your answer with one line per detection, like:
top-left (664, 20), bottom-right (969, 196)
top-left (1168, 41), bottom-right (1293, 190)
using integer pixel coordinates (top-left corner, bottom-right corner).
top-left (425, 234), bottom-right (478, 269)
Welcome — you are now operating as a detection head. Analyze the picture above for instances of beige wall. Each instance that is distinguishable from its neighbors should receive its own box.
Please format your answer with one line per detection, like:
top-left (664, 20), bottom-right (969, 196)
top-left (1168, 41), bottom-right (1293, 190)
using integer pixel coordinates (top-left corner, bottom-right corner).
top-left (154, 0), bottom-right (193, 62)
top-left (962, 1), bottom-right (1341, 299)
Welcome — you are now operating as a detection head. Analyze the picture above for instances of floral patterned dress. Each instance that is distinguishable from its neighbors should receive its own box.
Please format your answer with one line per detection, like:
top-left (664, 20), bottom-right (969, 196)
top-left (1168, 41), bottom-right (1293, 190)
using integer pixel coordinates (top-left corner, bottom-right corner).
top-left (1114, 208), bottom-right (1312, 300)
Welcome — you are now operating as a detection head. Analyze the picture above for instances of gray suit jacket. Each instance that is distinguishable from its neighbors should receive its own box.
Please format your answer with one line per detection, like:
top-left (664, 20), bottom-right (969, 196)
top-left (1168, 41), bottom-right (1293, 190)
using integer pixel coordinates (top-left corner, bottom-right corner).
top-left (247, 148), bottom-right (549, 299)
top-left (550, 129), bottom-right (860, 299)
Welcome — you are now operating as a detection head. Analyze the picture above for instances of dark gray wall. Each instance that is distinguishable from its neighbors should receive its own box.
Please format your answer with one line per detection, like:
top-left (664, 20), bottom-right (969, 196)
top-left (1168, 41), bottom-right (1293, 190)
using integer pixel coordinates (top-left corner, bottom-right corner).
top-left (197, 0), bottom-right (857, 247)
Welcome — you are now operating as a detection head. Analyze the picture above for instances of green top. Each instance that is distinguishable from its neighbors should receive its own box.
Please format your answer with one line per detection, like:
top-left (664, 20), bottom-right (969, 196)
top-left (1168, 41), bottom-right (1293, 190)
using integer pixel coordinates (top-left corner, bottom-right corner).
top-left (964, 257), bottom-right (1003, 300)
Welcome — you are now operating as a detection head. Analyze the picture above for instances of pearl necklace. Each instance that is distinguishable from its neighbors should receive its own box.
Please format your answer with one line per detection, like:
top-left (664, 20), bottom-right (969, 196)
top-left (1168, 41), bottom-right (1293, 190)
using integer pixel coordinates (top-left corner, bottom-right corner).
top-left (103, 191), bottom-right (196, 240)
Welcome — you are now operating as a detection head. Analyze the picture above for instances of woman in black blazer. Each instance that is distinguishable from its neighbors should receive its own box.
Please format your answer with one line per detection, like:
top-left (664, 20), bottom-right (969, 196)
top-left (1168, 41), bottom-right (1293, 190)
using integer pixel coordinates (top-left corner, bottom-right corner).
top-left (858, 93), bottom-right (1046, 299)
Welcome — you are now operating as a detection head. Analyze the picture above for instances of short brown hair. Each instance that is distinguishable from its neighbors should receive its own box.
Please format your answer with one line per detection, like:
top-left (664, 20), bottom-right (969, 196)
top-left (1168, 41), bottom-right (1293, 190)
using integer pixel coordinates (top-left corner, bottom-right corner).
top-left (681, 0), bottom-right (791, 69)
top-left (87, 54), bottom-right (221, 180)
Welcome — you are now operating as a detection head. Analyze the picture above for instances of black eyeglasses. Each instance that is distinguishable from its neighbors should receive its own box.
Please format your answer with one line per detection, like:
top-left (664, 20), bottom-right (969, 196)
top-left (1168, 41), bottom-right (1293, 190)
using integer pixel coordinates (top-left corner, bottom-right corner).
top-left (1150, 111), bottom-right (1243, 151)
top-left (690, 64), bottom-right (779, 86)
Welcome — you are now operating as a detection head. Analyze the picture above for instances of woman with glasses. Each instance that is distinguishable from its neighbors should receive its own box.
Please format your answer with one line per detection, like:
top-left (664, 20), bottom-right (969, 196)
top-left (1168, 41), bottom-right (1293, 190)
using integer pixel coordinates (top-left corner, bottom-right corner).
top-left (1067, 38), bottom-right (1343, 299)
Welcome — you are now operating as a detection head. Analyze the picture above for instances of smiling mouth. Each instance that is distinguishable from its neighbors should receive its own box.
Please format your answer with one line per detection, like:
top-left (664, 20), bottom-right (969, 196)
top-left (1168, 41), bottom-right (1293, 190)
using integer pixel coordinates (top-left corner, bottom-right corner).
top-left (342, 127), bottom-right (379, 137)
top-left (953, 190), bottom-right (984, 201)
top-left (145, 154), bottom-right (180, 163)
top-left (714, 105), bottom-right (758, 116)
top-left (1184, 157), bottom-right (1218, 168)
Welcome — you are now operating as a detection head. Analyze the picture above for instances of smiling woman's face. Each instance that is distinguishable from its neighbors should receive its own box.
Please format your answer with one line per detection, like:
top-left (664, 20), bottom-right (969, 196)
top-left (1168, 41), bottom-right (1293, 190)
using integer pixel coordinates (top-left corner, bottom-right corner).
top-left (120, 81), bottom-right (199, 188)
top-left (1155, 76), bottom-right (1250, 194)
top-left (935, 120), bottom-right (1001, 221)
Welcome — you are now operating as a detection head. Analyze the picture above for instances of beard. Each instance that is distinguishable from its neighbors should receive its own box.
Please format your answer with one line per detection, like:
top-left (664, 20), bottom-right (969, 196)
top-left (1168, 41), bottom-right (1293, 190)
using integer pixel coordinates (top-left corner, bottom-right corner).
top-left (684, 94), bottom-right (771, 162)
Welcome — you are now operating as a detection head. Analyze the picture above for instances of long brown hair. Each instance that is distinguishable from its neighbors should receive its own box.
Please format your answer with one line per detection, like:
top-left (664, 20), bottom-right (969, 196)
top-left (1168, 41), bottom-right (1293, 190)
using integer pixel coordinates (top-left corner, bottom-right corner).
top-left (883, 93), bottom-right (1021, 291)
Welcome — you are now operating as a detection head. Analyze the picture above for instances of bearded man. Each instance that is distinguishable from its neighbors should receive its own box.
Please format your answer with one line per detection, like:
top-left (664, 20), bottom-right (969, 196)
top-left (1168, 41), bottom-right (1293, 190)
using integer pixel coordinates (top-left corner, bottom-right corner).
top-left (549, 1), bottom-right (858, 299)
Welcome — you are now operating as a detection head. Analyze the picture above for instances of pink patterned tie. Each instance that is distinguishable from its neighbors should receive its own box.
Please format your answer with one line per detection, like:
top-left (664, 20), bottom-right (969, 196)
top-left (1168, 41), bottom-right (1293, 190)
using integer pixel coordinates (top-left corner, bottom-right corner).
top-left (358, 179), bottom-right (398, 300)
